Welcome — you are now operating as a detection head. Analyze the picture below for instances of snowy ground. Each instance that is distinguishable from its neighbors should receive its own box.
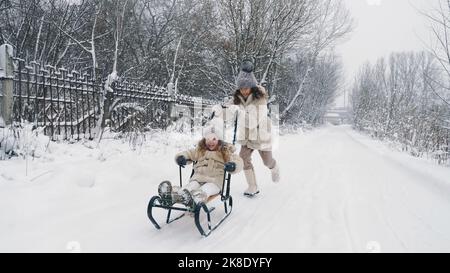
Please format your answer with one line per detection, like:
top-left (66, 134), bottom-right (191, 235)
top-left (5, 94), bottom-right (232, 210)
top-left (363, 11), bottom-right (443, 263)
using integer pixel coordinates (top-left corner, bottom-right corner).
top-left (1, 125), bottom-right (450, 253)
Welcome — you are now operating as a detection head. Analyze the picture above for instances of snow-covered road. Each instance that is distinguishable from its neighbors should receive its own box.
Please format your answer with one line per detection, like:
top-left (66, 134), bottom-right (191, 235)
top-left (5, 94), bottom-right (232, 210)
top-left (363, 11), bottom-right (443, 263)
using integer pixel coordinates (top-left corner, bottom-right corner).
top-left (1, 125), bottom-right (450, 252)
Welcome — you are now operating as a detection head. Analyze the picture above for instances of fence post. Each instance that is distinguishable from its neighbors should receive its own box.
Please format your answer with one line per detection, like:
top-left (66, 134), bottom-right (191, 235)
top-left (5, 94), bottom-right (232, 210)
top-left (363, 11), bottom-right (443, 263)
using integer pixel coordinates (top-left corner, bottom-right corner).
top-left (103, 83), bottom-right (114, 129)
top-left (167, 83), bottom-right (176, 128)
top-left (0, 44), bottom-right (14, 127)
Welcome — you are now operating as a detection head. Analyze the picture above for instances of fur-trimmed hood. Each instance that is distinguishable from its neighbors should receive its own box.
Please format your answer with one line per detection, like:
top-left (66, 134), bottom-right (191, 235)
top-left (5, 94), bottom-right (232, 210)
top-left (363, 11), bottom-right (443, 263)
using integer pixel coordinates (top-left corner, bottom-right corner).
top-left (233, 85), bottom-right (268, 106)
top-left (196, 139), bottom-right (236, 163)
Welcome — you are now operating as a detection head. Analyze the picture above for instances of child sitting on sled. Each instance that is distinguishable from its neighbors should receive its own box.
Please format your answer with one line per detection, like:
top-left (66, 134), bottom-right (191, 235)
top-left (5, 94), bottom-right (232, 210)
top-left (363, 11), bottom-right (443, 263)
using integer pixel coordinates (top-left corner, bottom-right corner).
top-left (158, 118), bottom-right (243, 208)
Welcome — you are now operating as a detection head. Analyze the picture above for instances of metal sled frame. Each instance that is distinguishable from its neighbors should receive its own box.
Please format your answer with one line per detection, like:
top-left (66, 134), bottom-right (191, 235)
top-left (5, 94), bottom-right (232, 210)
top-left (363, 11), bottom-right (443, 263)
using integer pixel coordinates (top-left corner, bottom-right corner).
top-left (147, 166), bottom-right (233, 237)
top-left (147, 111), bottom-right (238, 237)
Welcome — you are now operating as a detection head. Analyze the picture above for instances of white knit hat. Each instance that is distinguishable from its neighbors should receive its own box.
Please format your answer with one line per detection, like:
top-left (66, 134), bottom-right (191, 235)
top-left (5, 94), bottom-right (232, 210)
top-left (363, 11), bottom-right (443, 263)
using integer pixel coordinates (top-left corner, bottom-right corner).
top-left (202, 118), bottom-right (225, 141)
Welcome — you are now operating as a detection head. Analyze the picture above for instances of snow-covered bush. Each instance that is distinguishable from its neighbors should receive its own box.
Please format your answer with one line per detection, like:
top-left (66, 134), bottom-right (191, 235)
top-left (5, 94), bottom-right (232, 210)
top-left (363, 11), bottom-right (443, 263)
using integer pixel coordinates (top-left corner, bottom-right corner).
top-left (280, 122), bottom-right (313, 135)
top-left (351, 52), bottom-right (450, 165)
top-left (0, 127), bottom-right (15, 159)
top-left (0, 122), bottom-right (49, 160)
top-left (109, 102), bottom-right (150, 151)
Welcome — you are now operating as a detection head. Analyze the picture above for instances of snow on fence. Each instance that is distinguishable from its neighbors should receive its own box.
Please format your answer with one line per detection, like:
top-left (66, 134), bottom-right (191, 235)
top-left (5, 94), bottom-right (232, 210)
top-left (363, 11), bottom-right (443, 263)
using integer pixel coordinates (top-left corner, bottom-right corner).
top-left (0, 44), bottom-right (217, 141)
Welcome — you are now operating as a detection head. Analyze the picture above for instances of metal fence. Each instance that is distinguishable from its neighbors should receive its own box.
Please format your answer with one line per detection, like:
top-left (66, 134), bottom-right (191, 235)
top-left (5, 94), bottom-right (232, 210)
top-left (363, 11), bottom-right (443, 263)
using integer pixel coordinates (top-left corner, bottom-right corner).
top-left (0, 44), bottom-right (217, 141)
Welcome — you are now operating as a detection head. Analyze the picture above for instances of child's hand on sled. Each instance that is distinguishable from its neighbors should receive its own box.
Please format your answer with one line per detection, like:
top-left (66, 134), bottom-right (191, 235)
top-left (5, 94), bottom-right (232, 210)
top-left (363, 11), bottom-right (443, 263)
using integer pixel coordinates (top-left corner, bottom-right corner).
top-left (176, 155), bottom-right (187, 166)
top-left (224, 162), bottom-right (236, 172)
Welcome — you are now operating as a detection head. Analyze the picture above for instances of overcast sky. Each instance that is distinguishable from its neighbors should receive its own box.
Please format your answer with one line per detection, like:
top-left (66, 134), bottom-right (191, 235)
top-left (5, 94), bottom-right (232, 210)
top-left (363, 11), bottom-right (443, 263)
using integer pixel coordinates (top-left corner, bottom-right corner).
top-left (334, 0), bottom-right (438, 107)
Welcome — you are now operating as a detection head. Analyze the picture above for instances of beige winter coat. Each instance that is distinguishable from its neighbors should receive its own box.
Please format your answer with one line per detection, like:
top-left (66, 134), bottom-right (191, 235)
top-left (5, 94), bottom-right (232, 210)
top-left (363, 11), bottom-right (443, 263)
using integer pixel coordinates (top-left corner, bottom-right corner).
top-left (229, 85), bottom-right (273, 151)
top-left (175, 142), bottom-right (244, 190)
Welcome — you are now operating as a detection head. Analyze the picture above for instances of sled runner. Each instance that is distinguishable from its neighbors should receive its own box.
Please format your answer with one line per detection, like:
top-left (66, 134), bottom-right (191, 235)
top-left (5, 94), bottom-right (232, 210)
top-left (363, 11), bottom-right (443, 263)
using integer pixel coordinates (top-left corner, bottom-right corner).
top-left (147, 109), bottom-right (237, 237)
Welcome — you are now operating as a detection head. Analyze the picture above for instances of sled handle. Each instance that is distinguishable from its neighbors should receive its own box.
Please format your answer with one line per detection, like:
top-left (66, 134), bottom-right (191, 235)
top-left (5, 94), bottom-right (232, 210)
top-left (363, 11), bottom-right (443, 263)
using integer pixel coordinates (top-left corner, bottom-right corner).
top-left (179, 165), bottom-right (183, 187)
top-left (232, 111), bottom-right (238, 145)
top-left (221, 112), bottom-right (238, 199)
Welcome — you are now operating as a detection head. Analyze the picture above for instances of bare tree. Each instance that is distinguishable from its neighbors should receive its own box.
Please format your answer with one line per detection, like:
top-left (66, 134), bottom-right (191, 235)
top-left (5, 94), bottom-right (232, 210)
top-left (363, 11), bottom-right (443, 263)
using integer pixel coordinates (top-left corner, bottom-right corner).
top-left (94, 0), bottom-right (131, 143)
top-left (213, 0), bottom-right (320, 94)
top-left (351, 51), bottom-right (449, 162)
top-left (280, 0), bottom-right (353, 120)
top-left (420, 0), bottom-right (450, 105)
top-left (0, 0), bottom-right (354, 132)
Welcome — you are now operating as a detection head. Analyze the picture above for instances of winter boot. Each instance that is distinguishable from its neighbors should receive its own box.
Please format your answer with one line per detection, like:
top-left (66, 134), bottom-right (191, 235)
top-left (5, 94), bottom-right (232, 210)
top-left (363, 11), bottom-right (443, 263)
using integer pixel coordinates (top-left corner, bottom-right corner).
top-left (244, 169), bottom-right (260, 197)
top-left (158, 181), bottom-right (173, 205)
top-left (270, 163), bottom-right (280, 183)
top-left (170, 186), bottom-right (184, 204)
top-left (179, 189), bottom-right (195, 209)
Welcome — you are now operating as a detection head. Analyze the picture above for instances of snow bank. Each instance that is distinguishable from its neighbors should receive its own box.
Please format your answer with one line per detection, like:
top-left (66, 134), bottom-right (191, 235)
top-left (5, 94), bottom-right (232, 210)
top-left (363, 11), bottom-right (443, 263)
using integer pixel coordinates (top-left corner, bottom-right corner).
top-left (0, 123), bottom-right (50, 160)
top-left (346, 126), bottom-right (450, 193)
top-left (2, 125), bottom-right (450, 252)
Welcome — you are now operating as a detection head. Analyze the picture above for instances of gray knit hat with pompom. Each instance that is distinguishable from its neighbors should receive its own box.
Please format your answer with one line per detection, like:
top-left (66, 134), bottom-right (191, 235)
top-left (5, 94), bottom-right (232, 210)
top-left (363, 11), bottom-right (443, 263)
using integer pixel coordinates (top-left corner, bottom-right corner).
top-left (236, 60), bottom-right (258, 89)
